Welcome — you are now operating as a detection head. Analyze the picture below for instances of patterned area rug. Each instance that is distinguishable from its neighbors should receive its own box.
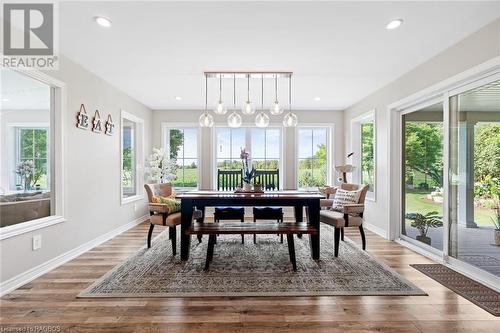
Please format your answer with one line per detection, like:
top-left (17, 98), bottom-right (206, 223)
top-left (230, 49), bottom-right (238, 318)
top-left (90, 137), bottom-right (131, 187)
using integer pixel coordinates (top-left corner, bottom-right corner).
top-left (79, 225), bottom-right (426, 297)
top-left (412, 264), bottom-right (500, 316)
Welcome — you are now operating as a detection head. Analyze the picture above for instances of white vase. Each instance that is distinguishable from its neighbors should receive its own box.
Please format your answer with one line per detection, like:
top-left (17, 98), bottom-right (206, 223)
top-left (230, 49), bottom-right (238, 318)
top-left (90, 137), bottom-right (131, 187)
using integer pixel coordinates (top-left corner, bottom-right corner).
top-left (243, 183), bottom-right (252, 191)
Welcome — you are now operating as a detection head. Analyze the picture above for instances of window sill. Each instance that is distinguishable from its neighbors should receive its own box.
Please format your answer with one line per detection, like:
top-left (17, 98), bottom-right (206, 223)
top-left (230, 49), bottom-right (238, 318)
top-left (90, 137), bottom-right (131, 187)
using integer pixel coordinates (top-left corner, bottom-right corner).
top-left (121, 194), bottom-right (144, 205)
top-left (0, 215), bottom-right (66, 240)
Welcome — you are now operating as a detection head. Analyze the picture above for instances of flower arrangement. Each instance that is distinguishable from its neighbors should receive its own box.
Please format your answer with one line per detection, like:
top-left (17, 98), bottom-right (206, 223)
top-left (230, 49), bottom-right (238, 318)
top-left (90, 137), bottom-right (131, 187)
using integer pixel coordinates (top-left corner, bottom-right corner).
top-left (145, 148), bottom-right (177, 183)
top-left (15, 160), bottom-right (35, 191)
top-left (240, 148), bottom-right (255, 185)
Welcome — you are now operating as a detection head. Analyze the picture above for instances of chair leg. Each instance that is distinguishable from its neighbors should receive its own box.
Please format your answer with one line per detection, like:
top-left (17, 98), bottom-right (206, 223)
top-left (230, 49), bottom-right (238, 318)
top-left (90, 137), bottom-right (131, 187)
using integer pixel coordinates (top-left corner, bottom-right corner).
top-left (253, 217), bottom-right (257, 244)
top-left (169, 226), bottom-right (177, 256)
top-left (197, 235), bottom-right (202, 243)
top-left (241, 218), bottom-right (244, 244)
top-left (359, 225), bottom-right (366, 250)
top-left (214, 219), bottom-right (218, 244)
top-left (340, 228), bottom-right (344, 241)
top-left (205, 235), bottom-right (216, 271)
top-left (334, 227), bottom-right (340, 257)
top-left (286, 234), bottom-right (297, 271)
top-left (279, 218), bottom-right (283, 244)
top-left (147, 224), bottom-right (155, 248)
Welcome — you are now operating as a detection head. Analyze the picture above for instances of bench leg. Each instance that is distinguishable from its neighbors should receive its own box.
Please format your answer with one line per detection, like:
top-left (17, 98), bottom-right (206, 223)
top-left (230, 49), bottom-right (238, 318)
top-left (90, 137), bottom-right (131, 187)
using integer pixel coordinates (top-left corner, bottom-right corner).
top-left (334, 227), bottom-right (340, 257)
top-left (197, 235), bottom-right (202, 243)
top-left (253, 217), bottom-right (257, 244)
top-left (279, 217), bottom-right (283, 244)
top-left (241, 218), bottom-right (244, 244)
top-left (205, 235), bottom-right (216, 271)
top-left (169, 226), bottom-right (177, 256)
top-left (359, 225), bottom-right (366, 250)
top-left (340, 228), bottom-right (344, 241)
top-left (147, 224), bottom-right (155, 248)
top-left (286, 234), bottom-right (297, 271)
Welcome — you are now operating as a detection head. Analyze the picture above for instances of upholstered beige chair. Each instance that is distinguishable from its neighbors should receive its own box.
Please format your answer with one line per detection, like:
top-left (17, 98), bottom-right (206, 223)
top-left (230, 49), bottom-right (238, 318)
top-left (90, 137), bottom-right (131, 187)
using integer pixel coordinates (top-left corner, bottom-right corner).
top-left (319, 183), bottom-right (369, 257)
top-left (144, 183), bottom-right (201, 255)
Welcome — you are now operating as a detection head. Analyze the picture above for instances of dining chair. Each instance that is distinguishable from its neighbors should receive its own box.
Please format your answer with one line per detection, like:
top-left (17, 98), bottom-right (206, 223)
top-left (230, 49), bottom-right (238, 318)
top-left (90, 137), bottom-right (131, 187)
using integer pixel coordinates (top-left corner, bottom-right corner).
top-left (252, 169), bottom-right (283, 243)
top-left (215, 169), bottom-right (245, 243)
top-left (319, 183), bottom-right (369, 257)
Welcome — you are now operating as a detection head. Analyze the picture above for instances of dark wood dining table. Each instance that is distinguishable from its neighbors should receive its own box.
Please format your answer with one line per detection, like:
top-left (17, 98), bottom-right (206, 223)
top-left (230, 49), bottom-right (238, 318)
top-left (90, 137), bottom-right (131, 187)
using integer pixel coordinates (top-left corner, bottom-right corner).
top-left (177, 191), bottom-right (324, 261)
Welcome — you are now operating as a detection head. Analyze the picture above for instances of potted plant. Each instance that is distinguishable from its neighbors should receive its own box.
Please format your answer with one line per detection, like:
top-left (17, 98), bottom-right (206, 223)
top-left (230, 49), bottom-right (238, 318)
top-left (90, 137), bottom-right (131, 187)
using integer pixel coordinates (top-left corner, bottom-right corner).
top-left (405, 211), bottom-right (443, 245)
top-left (491, 199), bottom-right (500, 246)
top-left (240, 148), bottom-right (255, 191)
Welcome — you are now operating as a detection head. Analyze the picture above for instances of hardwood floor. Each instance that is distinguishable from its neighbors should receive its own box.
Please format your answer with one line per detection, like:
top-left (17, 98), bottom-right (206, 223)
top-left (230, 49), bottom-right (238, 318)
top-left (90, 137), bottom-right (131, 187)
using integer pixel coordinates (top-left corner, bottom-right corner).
top-left (1, 221), bottom-right (499, 332)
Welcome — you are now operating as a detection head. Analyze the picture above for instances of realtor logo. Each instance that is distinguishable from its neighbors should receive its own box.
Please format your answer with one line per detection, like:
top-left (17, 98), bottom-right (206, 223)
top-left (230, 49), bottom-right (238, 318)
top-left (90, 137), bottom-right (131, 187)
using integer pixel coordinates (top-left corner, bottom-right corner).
top-left (2, 2), bottom-right (58, 69)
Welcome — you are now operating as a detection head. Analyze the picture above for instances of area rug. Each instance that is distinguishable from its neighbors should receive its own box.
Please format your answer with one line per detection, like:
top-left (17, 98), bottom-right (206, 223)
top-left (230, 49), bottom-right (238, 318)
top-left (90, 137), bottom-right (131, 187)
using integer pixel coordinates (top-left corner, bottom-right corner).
top-left (79, 225), bottom-right (426, 297)
top-left (412, 264), bottom-right (499, 316)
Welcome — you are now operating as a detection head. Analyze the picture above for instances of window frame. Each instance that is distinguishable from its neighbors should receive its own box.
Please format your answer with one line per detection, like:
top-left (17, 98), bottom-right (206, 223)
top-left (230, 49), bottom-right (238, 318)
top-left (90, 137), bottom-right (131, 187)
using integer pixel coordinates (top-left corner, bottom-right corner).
top-left (296, 125), bottom-right (333, 190)
top-left (161, 123), bottom-right (201, 191)
top-left (351, 110), bottom-right (376, 201)
top-left (0, 70), bottom-right (66, 240)
top-left (213, 125), bottom-right (283, 190)
top-left (120, 110), bottom-right (144, 205)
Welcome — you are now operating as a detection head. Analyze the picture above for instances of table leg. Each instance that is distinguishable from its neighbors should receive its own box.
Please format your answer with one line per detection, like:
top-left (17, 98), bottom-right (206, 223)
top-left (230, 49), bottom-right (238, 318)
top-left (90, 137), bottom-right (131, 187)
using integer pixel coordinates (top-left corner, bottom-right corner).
top-left (196, 206), bottom-right (205, 243)
top-left (181, 199), bottom-right (193, 261)
top-left (306, 200), bottom-right (320, 260)
top-left (294, 205), bottom-right (303, 239)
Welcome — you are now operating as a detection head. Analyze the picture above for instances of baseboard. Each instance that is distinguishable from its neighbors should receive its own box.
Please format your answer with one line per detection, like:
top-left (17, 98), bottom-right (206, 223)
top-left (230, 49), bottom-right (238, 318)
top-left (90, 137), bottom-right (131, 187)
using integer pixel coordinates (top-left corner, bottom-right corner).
top-left (0, 214), bottom-right (148, 296)
top-left (363, 221), bottom-right (388, 239)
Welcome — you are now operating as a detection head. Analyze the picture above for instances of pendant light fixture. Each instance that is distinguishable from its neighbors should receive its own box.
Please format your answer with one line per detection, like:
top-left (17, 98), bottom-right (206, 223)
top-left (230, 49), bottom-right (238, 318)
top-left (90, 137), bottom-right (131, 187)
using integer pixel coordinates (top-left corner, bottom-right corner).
top-left (214, 75), bottom-right (227, 115)
top-left (227, 74), bottom-right (242, 128)
top-left (269, 74), bottom-right (284, 115)
top-left (241, 74), bottom-right (255, 115)
top-left (199, 75), bottom-right (214, 127)
top-left (255, 75), bottom-right (270, 128)
top-left (283, 75), bottom-right (298, 127)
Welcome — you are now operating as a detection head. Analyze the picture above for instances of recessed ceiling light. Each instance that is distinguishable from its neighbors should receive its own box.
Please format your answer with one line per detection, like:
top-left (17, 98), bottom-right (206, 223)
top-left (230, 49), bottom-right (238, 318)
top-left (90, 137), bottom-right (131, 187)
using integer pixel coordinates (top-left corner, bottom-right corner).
top-left (314, 97), bottom-right (321, 101)
top-left (175, 96), bottom-right (182, 101)
top-left (94, 16), bottom-right (112, 28)
top-left (386, 19), bottom-right (403, 30)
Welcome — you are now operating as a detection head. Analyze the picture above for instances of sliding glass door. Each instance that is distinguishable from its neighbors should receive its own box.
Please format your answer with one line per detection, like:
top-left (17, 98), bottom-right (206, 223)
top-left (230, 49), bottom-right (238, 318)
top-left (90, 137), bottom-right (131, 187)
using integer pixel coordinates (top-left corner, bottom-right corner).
top-left (449, 79), bottom-right (500, 277)
top-left (402, 102), bottom-right (444, 252)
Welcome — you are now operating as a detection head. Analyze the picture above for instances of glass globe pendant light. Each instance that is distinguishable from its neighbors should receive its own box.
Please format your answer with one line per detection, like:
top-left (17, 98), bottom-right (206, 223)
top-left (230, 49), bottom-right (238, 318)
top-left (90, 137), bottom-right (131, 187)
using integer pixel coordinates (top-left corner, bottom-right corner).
top-left (227, 74), bottom-right (242, 128)
top-left (283, 75), bottom-right (298, 127)
top-left (255, 74), bottom-right (269, 128)
top-left (199, 75), bottom-right (214, 127)
top-left (241, 75), bottom-right (255, 115)
top-left (214, 75), bottom-right (227, 115)
top-left (269, 74), bottom-right (284, 115)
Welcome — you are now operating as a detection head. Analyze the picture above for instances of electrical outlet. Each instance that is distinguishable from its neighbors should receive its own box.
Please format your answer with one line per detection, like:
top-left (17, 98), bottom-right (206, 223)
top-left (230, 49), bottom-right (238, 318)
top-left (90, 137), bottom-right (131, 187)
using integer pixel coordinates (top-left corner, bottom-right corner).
top-left (32, 235), bottom-right (42, 251)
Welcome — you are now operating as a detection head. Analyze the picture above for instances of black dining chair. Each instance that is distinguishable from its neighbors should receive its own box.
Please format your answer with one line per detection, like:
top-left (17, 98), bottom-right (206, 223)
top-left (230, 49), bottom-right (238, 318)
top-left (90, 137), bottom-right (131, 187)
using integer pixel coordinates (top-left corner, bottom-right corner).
top-left (214, 169), bottom-right (246, 243)
top-left (252, 169), bottom-right (283, 243)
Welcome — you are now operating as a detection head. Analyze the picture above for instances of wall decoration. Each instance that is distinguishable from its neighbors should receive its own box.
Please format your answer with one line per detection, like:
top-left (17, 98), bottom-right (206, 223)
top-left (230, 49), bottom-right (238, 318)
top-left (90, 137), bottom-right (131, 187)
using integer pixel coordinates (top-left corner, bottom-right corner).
top-left (92, 110), bottom-right (103, 133)
top-left (76, 104), bottom-right (89, 129)
top-left (105, 114), bottom-right (115, 136)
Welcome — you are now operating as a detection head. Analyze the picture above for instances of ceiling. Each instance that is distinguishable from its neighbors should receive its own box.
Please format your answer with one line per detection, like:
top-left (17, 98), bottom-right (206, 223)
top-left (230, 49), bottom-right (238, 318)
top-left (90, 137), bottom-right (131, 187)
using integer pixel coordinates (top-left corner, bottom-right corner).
top-left (56, 1), bottom-right (500, 111)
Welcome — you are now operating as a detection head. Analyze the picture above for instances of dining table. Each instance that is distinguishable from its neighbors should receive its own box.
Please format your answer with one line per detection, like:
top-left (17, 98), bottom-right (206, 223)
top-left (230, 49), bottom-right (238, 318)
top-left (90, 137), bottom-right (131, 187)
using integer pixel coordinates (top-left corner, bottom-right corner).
top-left (176, 191), bottom-right (324, 261)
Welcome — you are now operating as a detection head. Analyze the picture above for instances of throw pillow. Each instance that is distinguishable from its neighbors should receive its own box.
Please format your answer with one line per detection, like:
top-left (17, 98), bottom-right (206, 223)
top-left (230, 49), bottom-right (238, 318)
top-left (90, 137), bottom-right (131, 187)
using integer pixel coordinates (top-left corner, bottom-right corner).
top-left (159, 197), bottom-right (181, 213)
top-left (331, 189), bottom-right (361, 212)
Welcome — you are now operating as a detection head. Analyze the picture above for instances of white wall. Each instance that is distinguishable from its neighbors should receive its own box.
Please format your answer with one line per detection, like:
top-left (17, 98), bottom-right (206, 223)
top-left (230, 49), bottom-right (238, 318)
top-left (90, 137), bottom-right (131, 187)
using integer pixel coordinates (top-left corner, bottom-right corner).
top-left (152, 109), bottom-right (345, 190)
top-left (343, 18), bottom-right (500, 236)
top-left (0, 55), bottom-right (153, 283)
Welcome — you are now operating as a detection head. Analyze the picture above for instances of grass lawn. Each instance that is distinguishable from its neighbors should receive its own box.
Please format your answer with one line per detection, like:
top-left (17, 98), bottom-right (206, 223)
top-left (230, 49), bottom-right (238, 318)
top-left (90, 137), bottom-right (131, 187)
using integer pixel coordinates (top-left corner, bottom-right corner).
top-left (172, 168), bottom-right (198, 188)
top-left (405, 191), bottom-right (494, 226)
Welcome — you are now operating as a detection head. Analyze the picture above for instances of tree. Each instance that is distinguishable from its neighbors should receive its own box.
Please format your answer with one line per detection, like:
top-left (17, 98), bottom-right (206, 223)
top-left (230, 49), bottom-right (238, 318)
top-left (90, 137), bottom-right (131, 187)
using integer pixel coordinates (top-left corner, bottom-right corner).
top-left (361, 123), bottom-right (374, 189)
top-left (404, 122), bottom-right (443, 187)
top-left (169, 129), bottom-right (184, 160)
top-left (474, 123), bottom-right (500, 182)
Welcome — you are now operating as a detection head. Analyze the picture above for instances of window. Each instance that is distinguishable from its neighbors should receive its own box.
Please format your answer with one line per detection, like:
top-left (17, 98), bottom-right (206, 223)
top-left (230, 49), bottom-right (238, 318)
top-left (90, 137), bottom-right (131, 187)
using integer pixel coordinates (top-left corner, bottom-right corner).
top-left (164, 127), bottom-right (198, 189)
top-left (297, 128), bottom-right (329, 188)
top-left (352, 112), bottom-right (376, 199)
top-left (13, 127), bottom-right (49, 190)
top-left (121, 111), bottom-right (143, 203)
top-left (215, 127), bottom-right (282, 183)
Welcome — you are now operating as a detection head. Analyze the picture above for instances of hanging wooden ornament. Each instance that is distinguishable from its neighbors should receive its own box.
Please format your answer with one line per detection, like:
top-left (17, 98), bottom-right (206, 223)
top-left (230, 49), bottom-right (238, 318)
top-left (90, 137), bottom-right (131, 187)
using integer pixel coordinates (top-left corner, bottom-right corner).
top-left (76, 104), bottom-right (89, 129)
top-left (92, 110), bottom-right (103, 133)
top-left (105, 114), bottom-right (115, 136)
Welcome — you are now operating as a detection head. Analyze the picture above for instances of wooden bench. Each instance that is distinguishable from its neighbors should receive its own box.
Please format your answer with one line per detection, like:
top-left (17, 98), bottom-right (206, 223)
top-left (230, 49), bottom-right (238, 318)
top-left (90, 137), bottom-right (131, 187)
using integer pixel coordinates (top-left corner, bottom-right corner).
top-left (188, 222), bottom-right (318, 271)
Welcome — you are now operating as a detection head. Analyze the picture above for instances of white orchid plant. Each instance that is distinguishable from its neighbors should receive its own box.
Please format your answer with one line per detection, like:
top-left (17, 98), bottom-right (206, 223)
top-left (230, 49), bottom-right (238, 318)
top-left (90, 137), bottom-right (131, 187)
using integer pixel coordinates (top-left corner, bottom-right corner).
top-left (145, 148), bottom-right (177, 183)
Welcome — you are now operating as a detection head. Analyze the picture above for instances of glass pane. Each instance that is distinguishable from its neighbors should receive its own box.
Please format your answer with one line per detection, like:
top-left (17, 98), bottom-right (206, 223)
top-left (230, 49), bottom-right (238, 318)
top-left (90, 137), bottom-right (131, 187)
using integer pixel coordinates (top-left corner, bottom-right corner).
top-left (312, 158), bottom-right (327, 187)
top-left (172, 158), bottom-right (197, 188)
top-left (402, 103), bottom-right (444, 251)
top-left (251, 128), bottom-right (265, 158)
top-left (312, 129), bottom-right (327, 156)
top-left (169, 128), bottom-right (184, 160)
top-left (298, 129), bottom-right (312, 158)
top-left (122, 120), bottom-right (136, 197)
top-left (298, 159), bottom-right (313, 188)
top-left (252, 159), bottom-right (266, 170)
top-left (266, 159), bottom-right (279, 170)
top-left (183, 128), bottom-right (197, 158)
top-left (216, 128), bottom-right (230, 159)
top-left (231, 128), bottom-right (245, 158)
top-left (361, 122), bottom-right (375, 192)
top-left (449, 79), bottom-right (500, 277)
top-left (1, 69), bottom-right (52, 227)
top-left (266, 129), bottom-right (280, 158)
